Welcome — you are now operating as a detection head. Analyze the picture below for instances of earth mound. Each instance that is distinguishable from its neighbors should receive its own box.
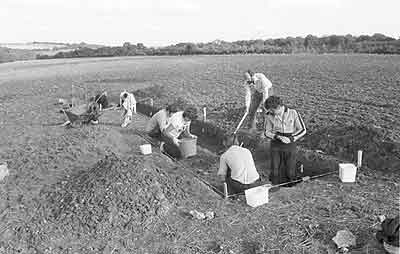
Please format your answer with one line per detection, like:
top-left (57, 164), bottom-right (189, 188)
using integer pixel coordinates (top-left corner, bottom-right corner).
top-left (20, 153), bottom-right (187, 252)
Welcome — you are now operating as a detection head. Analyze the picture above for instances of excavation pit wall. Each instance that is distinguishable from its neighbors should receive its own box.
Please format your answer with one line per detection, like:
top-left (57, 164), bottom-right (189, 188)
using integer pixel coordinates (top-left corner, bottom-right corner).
top-left (136, 102), bottom-right (346, 177)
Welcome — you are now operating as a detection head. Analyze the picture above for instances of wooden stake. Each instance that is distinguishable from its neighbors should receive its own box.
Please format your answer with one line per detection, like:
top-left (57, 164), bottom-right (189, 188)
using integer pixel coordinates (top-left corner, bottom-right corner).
top-left (149, 98), bottom-right (154, 116)
top-left (357, 150), bottom-right (363, 168)
top-left (71, 84), bottom-right (75, 107)
top-left (223, 182), bottom-right (228, 199)
top-left (203, 107), bottom-right (207, 122)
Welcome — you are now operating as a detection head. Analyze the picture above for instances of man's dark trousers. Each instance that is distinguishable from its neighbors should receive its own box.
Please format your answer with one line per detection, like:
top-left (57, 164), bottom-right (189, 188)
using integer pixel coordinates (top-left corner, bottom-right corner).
top-left (269, 138), bottom-right (297, 185)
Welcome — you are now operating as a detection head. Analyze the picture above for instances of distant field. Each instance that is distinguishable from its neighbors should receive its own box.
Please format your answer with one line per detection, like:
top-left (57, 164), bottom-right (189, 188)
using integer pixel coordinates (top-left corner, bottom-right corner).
top-left (1, 54), bottom-right (399, 170)
top-left (0, 42), bottom-right (105, 63)
top-left (0, 43), bottom-right (66, 50)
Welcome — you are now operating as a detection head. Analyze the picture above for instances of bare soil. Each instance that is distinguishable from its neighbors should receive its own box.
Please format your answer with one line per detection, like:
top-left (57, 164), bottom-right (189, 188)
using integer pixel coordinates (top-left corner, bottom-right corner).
top-left (1, 56), bottom-right (399, 253)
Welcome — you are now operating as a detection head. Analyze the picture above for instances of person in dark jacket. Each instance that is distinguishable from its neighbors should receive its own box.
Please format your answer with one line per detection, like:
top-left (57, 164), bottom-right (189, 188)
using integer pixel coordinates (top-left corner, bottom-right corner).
top-left (376, 215), bottom-right (399, 254)
top-left (94, 91), bottom-right (108, 110)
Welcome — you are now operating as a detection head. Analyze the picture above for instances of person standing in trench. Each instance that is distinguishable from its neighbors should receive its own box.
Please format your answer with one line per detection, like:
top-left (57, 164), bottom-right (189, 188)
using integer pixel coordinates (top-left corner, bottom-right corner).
top-left (262, 96), bottom-right (306, 186)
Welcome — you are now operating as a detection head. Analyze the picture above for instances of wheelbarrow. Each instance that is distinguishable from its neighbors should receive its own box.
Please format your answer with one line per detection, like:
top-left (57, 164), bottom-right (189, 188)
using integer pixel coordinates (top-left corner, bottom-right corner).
top-left (63, 104), bottom-right (102, 126)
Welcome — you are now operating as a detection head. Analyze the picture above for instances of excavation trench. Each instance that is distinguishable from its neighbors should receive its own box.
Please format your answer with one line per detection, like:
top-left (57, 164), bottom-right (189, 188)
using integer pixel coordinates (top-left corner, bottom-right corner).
top-left (135, 102), bottom-right (346, 194)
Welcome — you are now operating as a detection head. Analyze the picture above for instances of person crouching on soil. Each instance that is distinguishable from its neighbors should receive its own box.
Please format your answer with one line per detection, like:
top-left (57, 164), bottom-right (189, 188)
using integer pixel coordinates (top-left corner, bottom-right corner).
top-left (263, 96), bottom-right (306, 186)
top-left (94, 91), bottom-right (109, 110)
top-left (160, 107), bottom-right (197, 159)
top-left (146, 104), bottom-right (178, 138)
top-left (62, 101), bottom-right (100, 126)
top-left (217, 134), bottom-right (260, 195)
top-left (120, 91), bottom-right (137, 128)
top-left (87, 101), bottom-right (101, 125)
top-left (376, 215), bottom-right (399, 254)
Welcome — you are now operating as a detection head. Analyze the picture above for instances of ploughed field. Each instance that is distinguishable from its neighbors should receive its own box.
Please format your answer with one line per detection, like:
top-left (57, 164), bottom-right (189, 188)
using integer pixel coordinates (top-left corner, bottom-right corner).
top-left (134, 54), bottom-right (400, 171)
top-left (1, 54), bottom-right (399, 171)
top-left (0, 55), bottom-right (400, 170)
top-left (1, 55), bottom-right (399, 253)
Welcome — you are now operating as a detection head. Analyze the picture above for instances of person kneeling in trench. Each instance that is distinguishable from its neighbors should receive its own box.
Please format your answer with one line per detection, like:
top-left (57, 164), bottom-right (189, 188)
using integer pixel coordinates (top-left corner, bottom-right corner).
top-left (160, 107), bottom-right (197, 159)
top-left (263, 96), bottom-right (306, 186)
top-left (217, 134), bottom-right (260, 195)
top-left (146, 104), bottom-right (178, 139)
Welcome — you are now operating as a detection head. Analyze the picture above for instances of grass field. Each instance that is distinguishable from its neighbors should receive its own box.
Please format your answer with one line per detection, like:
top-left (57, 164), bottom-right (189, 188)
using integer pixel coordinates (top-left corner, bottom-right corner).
top-left (0, 55), bottom-right (399, 253)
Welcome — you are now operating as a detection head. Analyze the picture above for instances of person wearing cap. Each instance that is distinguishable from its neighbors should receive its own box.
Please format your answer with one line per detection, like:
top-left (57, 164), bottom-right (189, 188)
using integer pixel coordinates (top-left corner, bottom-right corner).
top-left (160, 107), bottom-right (197, 159)
top-left (120, 91), bottom-right (137, 128)
top-left (217, 134), bottom-right (260, 195)
top-left (146, 104), bottom-right (178, 138)
top-left (244, 70), bottom-right (273, 131)
top-left (263, 96), bottom-right (306, 185)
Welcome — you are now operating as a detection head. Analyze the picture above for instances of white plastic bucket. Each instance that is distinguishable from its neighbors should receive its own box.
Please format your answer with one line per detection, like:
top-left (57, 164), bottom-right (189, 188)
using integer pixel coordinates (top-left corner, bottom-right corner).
top-left (179, 137), bottom-right (197, 158)
top-left (140, 144), bottom-right (152, 155)
top-left (245, 184), bottom-right (271, 207)
top-left (0, 162), bottom-right (9, 181)
top-left (339, 163), bottom-right (357, 182)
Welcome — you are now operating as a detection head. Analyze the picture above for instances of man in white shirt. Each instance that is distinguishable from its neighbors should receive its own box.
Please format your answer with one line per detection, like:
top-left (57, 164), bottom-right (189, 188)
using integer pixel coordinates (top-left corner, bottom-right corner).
top-left (146, 104), bottom-right (178, 138)
top-left (119, 90), bottom-right (137, 113)
top-left (244, 70), bottom-right (273, 131)
top-left (120, 91), bottom-right (137, 128)
top-left (161, 107), bottom-right (197, 159)
top-left (218, 134), bottom-right (260, 195)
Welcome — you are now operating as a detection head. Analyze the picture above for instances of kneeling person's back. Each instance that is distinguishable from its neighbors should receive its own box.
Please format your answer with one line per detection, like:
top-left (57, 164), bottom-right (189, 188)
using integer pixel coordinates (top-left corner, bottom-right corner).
top-left (218, 145), bottom-right (259, 185)
top-left (218, 135), bottom-right (260, 195)
top-left (146, 104), bottom-right (178, 137)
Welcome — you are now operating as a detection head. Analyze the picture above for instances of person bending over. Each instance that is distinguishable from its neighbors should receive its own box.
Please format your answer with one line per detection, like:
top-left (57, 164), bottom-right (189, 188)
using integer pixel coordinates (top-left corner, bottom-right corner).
top-left (94, 91), bottom-right (108, 110)
top-left (146, 104), bottom-right (178, 138)
top-left (244, 70), bottom-right (273, 131)
top-left (218, 134), bottom-right (260, 195)
top-left (120, 91), bottom-right (137, 128)
top-left (161, 107), bottom-right (197, 159)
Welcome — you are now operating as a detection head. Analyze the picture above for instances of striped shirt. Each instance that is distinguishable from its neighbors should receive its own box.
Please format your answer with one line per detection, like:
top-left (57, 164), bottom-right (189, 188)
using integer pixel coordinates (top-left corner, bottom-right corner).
top-left (264, 106), bottom-right (306, 142)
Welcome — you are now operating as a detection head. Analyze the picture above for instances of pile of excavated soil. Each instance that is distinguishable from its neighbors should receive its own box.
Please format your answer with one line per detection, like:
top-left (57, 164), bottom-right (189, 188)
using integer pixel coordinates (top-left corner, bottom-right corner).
top-left (13, 153), bottom-right (188, 253)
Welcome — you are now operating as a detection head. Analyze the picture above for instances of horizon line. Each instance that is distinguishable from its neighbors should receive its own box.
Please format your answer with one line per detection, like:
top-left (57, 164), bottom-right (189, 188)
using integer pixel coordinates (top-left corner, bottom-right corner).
top-left (1, 32), bottom-right (399, 48)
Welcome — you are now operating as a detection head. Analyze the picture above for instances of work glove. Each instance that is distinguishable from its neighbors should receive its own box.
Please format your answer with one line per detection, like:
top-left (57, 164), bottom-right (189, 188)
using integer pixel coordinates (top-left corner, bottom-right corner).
top-left (173, 138), bottom-right (180, 146)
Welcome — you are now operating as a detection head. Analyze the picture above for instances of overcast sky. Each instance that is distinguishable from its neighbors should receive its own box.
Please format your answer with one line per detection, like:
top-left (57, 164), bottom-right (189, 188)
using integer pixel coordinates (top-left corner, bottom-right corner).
top-left (1, 0), bottom-right (399, 46)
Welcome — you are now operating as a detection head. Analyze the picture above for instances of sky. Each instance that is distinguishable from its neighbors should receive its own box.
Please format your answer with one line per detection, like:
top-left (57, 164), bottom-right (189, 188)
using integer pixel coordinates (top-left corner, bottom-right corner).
top-left (1, 0), bottom-right (399, 47)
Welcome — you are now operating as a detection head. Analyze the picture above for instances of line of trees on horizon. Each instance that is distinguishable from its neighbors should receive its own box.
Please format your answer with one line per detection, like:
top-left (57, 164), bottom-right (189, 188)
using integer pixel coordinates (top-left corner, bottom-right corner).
top-left (36, 33), bottom-right (400, 59)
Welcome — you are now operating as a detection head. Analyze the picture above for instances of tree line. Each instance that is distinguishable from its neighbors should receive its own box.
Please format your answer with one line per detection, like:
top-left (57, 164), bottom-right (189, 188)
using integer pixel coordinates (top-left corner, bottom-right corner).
top-left (36, 33), bottom-right (400, 59)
